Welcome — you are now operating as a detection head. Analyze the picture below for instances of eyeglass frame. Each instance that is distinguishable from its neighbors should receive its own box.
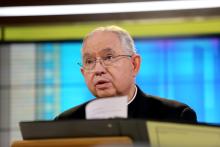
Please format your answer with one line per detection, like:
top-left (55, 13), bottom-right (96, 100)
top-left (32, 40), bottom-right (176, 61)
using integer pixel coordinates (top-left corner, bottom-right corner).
top-left (78, 54), bottom-right (132, 71)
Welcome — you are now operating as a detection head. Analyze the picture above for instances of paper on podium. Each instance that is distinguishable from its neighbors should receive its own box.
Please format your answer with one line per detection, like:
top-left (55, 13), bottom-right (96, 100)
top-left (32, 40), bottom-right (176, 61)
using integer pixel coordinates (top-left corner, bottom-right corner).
top-left (85, 96), bottom-right (128, 120)
top-left (147, 121), bottom-right (220, 147)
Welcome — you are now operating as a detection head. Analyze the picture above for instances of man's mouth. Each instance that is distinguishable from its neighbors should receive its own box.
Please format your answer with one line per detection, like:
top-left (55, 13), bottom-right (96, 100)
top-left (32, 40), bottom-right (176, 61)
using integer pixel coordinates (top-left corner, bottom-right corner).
top-left (94, 80), bottom-right (111, 89)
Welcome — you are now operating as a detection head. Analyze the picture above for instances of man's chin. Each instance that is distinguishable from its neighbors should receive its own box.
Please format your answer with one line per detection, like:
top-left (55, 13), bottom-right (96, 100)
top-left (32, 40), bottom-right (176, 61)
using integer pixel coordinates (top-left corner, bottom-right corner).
top-left (95, 89), bottom-right (116, 98)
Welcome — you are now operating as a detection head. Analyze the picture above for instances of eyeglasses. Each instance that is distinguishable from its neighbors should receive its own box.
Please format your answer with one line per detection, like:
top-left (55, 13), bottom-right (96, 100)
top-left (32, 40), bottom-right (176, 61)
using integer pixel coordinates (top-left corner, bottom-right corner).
top-left (78, 54), bottom-right (132, 70)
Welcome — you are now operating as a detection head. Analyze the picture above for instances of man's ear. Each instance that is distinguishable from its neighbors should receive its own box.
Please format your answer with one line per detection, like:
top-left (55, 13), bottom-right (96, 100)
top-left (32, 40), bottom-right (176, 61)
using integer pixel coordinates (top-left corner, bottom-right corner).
top-left (132, 54), bottom-right (141, 77)
top-left (80, 68), bottom-right (85, 76)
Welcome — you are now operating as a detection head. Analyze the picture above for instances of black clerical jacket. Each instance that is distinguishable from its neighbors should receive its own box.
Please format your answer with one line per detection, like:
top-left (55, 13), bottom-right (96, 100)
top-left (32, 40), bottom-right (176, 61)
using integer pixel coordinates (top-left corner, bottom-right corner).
top-left (55, 86), bottom-right (197, 123)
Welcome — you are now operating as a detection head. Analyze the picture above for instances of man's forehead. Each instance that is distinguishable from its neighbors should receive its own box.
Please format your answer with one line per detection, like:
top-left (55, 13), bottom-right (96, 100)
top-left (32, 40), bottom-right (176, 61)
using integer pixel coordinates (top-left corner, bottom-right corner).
top-left (83, 48), bottom-right (117, 57)
top-left (84, 31), bottom-right (120, 46)
top-left (82, 31), bottom-right (124, 56)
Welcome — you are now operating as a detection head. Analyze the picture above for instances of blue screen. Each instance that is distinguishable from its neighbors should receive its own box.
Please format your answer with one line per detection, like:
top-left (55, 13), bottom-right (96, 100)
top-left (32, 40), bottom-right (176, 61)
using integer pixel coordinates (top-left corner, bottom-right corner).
top-left (36, 37), bottom-right (220, 124)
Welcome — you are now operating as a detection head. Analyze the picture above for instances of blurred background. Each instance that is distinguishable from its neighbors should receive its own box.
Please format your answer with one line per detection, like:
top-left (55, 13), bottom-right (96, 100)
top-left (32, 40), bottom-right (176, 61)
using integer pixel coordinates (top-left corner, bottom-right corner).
top-left (1, 0), bottom-right (220, 146)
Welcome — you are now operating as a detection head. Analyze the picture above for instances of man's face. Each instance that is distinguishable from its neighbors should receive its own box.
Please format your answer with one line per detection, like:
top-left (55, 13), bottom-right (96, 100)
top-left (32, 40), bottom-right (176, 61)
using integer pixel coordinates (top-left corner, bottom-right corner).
top-left (81, 31), bottom-right (140, 98)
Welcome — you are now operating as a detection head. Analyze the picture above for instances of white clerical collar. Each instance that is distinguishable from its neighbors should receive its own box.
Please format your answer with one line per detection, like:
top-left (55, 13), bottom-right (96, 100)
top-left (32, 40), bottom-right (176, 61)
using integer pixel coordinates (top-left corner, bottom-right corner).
top-left (127, 85), bottom-right (137, 105)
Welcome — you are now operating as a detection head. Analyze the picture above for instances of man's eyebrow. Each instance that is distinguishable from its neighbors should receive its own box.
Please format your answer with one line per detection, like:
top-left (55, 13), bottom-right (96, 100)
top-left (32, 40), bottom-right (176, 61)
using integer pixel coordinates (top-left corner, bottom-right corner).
top-left (83, 53), bottom-right (92, 58)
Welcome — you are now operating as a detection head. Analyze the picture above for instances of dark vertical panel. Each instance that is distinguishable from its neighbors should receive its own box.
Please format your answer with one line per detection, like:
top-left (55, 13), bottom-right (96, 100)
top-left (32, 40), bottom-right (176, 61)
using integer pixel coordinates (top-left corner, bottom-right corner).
top-left (0, 44), bottom-right (11, 147)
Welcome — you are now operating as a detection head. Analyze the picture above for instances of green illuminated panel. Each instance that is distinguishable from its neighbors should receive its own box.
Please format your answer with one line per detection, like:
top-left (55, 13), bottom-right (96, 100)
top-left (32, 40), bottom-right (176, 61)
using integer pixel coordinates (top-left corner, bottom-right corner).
top-left (0, 27), bottom-right (2, 41)
top-left (4, 18), bottom-right (220, 41)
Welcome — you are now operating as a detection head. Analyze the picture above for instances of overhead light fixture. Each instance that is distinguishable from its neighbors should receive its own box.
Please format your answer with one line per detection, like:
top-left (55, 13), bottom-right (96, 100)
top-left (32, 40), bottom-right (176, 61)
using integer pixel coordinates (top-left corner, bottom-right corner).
top-left (0, 0), bottom-right (220, 17)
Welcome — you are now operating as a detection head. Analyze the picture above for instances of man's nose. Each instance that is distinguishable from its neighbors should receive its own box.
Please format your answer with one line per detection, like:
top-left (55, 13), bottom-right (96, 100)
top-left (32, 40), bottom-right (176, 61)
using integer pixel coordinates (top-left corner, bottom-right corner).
top-left (93, 60), bottom-right (106, 75)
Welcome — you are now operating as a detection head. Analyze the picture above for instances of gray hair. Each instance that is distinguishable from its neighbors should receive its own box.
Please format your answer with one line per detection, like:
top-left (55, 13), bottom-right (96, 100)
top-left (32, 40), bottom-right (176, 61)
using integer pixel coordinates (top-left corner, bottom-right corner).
top-left (82, 25), bottom-right (136, 54)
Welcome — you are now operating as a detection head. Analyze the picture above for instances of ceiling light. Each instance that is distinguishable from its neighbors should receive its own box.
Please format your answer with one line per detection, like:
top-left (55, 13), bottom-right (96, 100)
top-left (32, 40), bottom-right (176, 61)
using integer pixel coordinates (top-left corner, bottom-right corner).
top-left (0, 0), bottom-right (220, 17)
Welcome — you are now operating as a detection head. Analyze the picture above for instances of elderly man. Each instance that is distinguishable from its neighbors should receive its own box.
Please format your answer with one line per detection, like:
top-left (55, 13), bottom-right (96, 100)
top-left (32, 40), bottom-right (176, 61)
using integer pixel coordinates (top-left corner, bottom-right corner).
top-left (55, 25), bottom-right (197, 122)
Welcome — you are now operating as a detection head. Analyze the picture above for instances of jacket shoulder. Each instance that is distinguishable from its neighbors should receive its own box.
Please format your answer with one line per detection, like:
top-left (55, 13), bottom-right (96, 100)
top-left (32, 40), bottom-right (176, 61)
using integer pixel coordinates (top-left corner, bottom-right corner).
top-left (134, 86), bottom-right (197, 122)
top-left (54, 102), bottom-right (88, 120)
top-left (147, 94), bottom-right (197, 122)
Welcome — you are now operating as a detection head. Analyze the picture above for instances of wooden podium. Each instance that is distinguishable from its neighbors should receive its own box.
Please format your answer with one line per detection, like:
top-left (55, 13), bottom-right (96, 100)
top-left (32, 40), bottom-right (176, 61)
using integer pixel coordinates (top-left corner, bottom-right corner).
top-left (12, 119), bottom-right (220, 147)
top-left (11, 136), bottom-right (133, 147)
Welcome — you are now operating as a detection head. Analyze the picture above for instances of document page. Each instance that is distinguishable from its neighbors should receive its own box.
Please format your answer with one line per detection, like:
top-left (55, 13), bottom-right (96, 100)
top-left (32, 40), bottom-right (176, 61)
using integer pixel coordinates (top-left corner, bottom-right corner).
top-left (86, 96), bottom-right (128, 120)
top-left (147, 121), bottom-right (220, 147)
